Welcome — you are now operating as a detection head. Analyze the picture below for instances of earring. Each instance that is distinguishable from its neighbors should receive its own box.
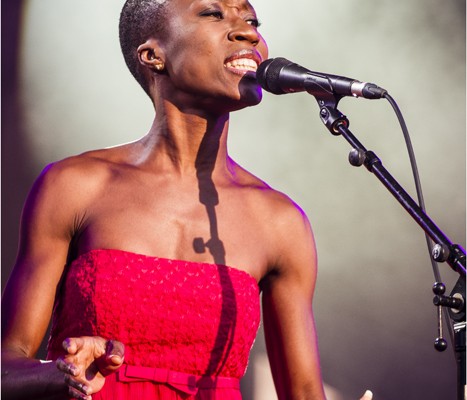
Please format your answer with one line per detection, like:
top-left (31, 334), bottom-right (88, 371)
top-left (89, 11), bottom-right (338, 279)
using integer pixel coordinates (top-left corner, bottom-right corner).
top-left (154, 62), bottom-right (165, 72)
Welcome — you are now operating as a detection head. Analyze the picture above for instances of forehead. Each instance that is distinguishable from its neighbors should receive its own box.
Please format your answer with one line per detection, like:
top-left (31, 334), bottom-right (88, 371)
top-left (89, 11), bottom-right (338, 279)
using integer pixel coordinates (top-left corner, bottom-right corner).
top-left (171, 0), bottom-right (256, 12)
top-left (218, 0), bottom-right (255, 11)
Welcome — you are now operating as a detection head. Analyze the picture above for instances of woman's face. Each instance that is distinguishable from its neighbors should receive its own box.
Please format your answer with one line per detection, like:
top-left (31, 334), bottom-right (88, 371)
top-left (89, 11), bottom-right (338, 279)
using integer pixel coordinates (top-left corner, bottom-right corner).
top-left (158, 0), bottom-right (269, 113)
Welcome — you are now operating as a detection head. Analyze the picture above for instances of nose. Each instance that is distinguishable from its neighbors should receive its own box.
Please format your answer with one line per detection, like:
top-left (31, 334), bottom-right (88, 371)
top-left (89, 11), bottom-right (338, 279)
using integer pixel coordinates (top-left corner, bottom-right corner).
top-left (228, 19), bottom-right (260, 45)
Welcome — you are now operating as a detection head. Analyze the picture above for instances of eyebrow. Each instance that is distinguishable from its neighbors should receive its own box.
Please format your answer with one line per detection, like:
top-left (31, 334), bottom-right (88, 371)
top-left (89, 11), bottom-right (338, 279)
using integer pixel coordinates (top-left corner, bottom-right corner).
top-left (212, 0), bottom-right (256, 12)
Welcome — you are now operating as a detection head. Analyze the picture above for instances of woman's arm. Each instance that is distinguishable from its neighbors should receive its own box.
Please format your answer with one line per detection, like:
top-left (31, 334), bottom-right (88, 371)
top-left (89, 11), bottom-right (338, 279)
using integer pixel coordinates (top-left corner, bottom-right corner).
top-left (2, 161), bottom-right (124, 399)
top-left (261, 200), bottom-right (325, 400)
top-left (261, 199), bottom-right (375, 400)
top-left (1, 352), bottom-right (68, 400)
top-left (2, 164), bottom-right (76, 399)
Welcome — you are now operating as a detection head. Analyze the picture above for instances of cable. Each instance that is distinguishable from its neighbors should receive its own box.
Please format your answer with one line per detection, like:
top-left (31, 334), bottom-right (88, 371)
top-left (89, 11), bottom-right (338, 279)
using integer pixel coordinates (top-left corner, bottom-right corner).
top-left (383, 92), bottom-right (455, 346)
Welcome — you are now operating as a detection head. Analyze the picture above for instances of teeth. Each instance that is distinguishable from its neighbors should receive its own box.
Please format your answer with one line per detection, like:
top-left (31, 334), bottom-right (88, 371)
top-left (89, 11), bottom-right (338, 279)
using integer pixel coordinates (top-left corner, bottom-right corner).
top-left (225, 58), bottom-right (258, 72)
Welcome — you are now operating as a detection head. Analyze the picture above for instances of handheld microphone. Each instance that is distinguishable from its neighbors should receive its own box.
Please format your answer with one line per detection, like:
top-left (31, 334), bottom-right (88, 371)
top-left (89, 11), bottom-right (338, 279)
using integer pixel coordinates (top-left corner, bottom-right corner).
top-left (256, 57), bottom-right (387, 100)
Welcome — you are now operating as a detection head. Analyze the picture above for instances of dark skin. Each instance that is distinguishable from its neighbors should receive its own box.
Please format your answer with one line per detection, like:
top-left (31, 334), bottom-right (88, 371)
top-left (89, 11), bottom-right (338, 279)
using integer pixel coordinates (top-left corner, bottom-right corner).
top-left (2, 1), bottom-right (373, 399)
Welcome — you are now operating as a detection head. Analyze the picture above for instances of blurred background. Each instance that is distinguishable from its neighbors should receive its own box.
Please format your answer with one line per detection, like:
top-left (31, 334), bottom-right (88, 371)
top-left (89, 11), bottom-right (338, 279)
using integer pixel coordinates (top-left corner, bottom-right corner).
top-left (2, 1), bottom-right (465, 399)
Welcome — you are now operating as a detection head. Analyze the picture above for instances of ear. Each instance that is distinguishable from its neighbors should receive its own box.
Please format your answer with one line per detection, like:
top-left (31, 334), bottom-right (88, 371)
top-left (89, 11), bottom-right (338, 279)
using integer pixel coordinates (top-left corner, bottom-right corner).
top-left (137, 39), bottom-right (165, 72)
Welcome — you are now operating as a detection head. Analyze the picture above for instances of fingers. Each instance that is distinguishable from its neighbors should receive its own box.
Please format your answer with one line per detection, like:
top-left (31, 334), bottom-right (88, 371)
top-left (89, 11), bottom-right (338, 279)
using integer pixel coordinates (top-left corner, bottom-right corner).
top-left (64, 374), bottom-right (92, 400)
top-left (56, 357), bottom-right (79, 376)
top-left (62, 337), bottom-right (81, 355)
top-left (57, 358), bottom-right (92, 400)
top-left (360, 390), bottom-right (373, 400)
top-left (67, 387), bottom-right (92, 400)
top-left (97, 339), bottom-right (125, 376)
top-left (62, 336), bottom-right (107, 358)
top-left (56, 336), bottom-right (117, 398)
top-left (59, 336), bottom-right (125, 377)
top-left (106, 340), bottom-right (125, 365)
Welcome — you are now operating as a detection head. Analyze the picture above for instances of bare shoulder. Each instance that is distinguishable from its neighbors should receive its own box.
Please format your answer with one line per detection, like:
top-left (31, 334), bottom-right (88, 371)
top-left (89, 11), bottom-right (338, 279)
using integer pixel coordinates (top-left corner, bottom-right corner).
top-left (259, 187), bottom-right (315, 275)
top-left (232, 162), bottom-right (315, 273)
top-left (34, 146), bottom-right (131, 203)
top-left (40, 146), bottom-right (127, 184)
top-left (21, 146), bottom-right (134, 243)
top-left (233, 161), bottom-right (311, 230)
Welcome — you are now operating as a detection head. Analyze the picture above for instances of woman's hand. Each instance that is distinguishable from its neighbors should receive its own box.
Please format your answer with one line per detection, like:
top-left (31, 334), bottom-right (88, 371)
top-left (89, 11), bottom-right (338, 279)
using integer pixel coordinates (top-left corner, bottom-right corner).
top-left (56, 336), bottom-right (125, 399)
top-left (360, 390), bottom-right (373, 400)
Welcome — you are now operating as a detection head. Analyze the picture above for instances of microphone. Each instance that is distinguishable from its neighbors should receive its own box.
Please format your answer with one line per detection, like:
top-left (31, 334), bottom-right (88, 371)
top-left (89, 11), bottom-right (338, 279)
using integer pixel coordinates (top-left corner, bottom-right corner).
top-left (256, 57), bottom-right (387, 100)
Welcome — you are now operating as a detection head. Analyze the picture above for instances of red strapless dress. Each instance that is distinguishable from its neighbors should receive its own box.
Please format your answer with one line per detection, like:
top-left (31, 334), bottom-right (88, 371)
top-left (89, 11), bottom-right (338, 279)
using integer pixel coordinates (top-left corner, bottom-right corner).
top-left (47, 249), bottom-right (261, 399)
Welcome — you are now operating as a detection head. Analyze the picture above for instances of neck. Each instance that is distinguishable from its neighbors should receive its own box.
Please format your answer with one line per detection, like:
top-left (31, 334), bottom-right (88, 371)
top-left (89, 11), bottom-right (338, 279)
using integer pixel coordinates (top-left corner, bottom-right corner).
top-left (136, 100), bottom-right (232, 177)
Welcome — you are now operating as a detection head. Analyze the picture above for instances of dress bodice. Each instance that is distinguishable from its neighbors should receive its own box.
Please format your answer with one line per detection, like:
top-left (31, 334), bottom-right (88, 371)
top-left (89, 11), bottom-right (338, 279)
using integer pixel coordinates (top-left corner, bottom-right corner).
top-left (47, 249), bottom-right (261, 399)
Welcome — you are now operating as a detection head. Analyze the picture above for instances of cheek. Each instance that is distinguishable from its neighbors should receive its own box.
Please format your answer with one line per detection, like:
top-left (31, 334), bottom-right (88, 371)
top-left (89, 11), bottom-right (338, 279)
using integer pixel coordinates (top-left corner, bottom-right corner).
top-left (258, 35), bottom-right (269, 61)
top-left (166, 34), bottom-right (216, 76)
top-left (164, 50), bottom-right (222, 98)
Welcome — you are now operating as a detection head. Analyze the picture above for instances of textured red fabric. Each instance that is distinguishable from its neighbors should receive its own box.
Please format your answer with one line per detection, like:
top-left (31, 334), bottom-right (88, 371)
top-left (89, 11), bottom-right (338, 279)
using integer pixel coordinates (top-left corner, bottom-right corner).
top-left (47, 249), bottom-right (261, 399)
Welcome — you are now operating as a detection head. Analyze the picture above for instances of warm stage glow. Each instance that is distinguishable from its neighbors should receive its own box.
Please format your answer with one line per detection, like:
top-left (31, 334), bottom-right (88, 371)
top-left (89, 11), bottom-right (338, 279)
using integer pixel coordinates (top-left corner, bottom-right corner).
top-left (3, 1), bottom-right (465, 399)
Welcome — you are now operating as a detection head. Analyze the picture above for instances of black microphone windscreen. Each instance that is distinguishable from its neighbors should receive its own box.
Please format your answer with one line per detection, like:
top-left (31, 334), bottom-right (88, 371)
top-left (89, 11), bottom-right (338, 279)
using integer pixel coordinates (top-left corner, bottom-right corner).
top-left (257, 57), bottom-right (291, 94)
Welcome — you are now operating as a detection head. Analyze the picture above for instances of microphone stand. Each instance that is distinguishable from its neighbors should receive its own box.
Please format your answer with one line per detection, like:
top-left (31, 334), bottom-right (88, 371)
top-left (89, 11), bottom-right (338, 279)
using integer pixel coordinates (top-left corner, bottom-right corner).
top-left (314, 94), bottom-right (466, 399)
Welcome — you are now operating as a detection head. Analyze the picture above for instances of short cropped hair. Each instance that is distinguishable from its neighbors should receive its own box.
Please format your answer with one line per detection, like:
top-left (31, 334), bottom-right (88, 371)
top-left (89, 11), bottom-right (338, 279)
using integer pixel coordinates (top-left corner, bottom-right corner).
top-left (119, 0), bottom-right (170, 97)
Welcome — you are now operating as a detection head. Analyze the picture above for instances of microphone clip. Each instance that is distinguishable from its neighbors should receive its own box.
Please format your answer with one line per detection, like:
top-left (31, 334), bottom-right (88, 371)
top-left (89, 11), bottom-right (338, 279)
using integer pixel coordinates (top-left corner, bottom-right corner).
top-left (317, 98), bottom-right (349, 135)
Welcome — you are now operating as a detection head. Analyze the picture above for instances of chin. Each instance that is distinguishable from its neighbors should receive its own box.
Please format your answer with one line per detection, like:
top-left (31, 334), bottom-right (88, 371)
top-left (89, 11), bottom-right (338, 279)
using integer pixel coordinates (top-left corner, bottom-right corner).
top-left (236, 83), bottom-right (263, 108)
top-left (210, 85), bottom-right (262, 114)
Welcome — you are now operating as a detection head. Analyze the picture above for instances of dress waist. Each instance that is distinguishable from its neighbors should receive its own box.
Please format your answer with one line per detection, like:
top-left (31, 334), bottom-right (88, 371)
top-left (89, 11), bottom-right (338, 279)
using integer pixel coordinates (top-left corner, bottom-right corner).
top-left (116, 364), bottom-right (240, 395)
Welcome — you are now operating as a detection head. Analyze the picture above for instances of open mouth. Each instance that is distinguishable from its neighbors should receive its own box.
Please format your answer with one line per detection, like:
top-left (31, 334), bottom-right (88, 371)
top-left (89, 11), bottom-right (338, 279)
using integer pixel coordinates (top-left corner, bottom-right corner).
top-left (225, 58), bottom-right (258, 74)
top-left (224, 50), bottom-right (261, 77)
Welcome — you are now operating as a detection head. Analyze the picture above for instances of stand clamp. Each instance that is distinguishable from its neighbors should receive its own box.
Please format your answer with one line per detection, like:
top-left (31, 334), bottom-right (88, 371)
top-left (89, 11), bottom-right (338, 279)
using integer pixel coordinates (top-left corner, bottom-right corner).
top-left (432, 281), bottom-right (465, 351)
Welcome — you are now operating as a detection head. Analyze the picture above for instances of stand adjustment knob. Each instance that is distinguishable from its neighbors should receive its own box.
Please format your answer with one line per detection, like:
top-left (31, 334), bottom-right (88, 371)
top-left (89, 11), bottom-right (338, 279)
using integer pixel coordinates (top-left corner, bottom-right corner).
top-left (432, 282), bottom-right (446, 295)
top-left (348, 148), bottom-right (366, 167)
top-left (434, 337), bottom-right (448, 352)
top-left (432, 243), bottom-right (450, 262)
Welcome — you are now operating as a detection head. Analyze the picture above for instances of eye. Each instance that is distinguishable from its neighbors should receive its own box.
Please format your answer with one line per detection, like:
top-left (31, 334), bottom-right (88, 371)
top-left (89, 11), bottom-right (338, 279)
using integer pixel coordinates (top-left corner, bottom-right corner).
top-left (200, 9), bottom-right (224, 20)
top-left (246, 18), bottom-right (261, 28)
